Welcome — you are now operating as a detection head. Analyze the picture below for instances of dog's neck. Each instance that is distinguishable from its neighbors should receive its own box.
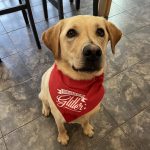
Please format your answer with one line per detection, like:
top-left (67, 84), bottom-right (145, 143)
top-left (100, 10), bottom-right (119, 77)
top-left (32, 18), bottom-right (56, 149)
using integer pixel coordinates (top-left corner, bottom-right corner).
top-left (55, 60), bottom-right (104, 80)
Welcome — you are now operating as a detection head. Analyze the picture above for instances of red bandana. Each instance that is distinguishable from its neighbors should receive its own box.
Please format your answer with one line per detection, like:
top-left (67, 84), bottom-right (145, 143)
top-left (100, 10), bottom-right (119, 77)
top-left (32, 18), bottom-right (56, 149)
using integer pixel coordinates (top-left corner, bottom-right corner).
top-left (49, 64), bottom-right (104, 122)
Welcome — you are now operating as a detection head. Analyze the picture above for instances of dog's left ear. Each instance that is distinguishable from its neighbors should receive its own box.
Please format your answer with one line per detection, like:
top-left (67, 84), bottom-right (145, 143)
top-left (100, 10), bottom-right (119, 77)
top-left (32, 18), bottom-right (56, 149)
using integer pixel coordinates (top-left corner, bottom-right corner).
top-left (105, 21), bottom-right (122, 54)
top-left (42, 21), bottom-right (63, 59)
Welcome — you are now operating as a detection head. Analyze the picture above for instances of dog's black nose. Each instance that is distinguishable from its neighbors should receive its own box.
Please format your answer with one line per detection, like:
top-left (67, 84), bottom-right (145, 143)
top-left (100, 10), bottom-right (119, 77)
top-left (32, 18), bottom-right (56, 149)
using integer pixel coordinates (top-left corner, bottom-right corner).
top-left (83, 44), bottom-right (102, 60)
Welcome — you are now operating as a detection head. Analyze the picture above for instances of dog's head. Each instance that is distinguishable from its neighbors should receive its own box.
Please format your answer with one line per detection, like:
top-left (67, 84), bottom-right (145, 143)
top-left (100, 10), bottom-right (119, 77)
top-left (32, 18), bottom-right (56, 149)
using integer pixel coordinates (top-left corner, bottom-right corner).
top-left (42, 15), bottom-right (122, 78)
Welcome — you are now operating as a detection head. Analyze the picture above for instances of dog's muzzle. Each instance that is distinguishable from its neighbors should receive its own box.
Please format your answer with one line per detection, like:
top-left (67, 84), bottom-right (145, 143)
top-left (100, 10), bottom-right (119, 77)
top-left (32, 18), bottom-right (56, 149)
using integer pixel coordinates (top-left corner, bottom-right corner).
top-left (72, 44), bottom-right (102, 72)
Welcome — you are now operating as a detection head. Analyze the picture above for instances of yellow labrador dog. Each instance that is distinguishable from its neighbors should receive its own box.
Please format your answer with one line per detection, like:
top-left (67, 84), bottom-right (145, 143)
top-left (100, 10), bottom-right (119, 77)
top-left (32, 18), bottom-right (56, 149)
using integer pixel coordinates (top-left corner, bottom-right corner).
top-left (39, 15), bottom-right (122, 145)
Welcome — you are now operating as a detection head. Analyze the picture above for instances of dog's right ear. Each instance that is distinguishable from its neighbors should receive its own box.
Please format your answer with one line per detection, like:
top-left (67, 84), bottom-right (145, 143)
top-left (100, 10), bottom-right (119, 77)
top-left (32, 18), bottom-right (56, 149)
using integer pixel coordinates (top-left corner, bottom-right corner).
top-left (105, 20), bottom-right (122, 54)
top-left (42, 21), bottom-right (63, 59)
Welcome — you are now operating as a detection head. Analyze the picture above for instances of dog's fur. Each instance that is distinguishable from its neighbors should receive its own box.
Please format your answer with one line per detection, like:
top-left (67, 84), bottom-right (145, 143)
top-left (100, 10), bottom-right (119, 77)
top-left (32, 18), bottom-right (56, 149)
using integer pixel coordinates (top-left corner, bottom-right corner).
top-left (39, 15), bottom-right (122, 145)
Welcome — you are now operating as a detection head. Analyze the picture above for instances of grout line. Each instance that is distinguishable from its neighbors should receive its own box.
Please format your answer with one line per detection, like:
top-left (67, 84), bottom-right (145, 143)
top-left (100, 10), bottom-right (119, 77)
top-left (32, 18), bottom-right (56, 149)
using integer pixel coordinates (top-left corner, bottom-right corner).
top-left (2, 43), bottom-right (40, 56)
top-left (31, 3), bottom-right (42, 8)
top-left (0, 3), bottom-right (149, 37)
top-left (101, 104), bottom-right (150, 149)
top-left (0, 19), bottom-right (7, 34)
top-left (0, 2), bottom-right (77, 34)
top-left (3, 115), bottom-right (42, 138)
top-left (0, 75), bottom-right (34, 93)
top-left (103, 100), bottom-right (150, 130)
top-left (105, 59), bottom-right (145, 82)
top-left (124, 24), bottom-right (150, 36)
top-left (93, 126), bottom-right (129, 146)
top-left (118, 106), bottom-right (150, 150)
top-left (119, 125), bottom-right (140, 150)
top-left (0, 15), bottom-right (59, 35)
top-left (112, 1), bottom-right (150, 12)
top-left (101, 104), bottom-right (118, 126)
top-left (120, 126), bottom-right (140, 150)
top-left (108, 10), bottom-right (126, 19)
top-left (0, 55), bottom-right (147, 93)
top-left (117, 104), bottom-right (150, 128)
top-left (93, 104), bottom-right (140, 147)
top-left (124, 24), bottom-right (150, 37)
top-left (0, 51), bottom-right (19, 60)
top-left (0, 125), bottom-right (8, 150)
top-left (127, 70), bottom-right (150, 101)
top-left (0, 128), bottom-right (3, 139)
top-left (0, 0), bottom-right (150, 35)
top-left (2, 137), bottom-right (8, 150)
top-left (3, 16), bottom-right (56, 33)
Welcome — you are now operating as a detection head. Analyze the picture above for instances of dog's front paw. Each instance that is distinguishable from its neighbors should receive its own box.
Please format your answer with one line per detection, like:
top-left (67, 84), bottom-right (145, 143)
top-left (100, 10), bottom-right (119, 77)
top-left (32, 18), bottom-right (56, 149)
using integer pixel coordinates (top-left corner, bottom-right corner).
top-left (42, 106), bottom-right (50, 117)
top-left (83, 123), bottom-right (94, 137)
top-left (57, 133), bottom-right (69, 145)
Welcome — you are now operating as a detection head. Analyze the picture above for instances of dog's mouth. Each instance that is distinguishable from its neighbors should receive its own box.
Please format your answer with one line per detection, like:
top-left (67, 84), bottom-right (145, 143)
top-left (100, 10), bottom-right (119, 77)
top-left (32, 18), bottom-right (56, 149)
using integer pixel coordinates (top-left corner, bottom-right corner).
top-left (72, 65), bottom-right (101, 72)
top-left (72, 55), bottom-right (103, 72)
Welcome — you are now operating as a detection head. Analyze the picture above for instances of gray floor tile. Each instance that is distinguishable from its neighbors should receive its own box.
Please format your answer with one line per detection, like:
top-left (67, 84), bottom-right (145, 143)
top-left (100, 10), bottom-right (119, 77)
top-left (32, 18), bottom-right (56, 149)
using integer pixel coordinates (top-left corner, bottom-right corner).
top-left (59, 106), bottom-right (116, 150)
top-left (0, 130), bottom-right (2, 138)
top-left (84, 105), bottom-right (117, 142)
top-left (125, 59), bottom-right (150, 100)
top-left (32, 4), bottom-right (58, 23)
top-left (0, 54), bottom-right (31, 91)
top-left (8, 27), bottom-right (37, 51)
top-left (0, 0), bottom-right (18, 10)
top-left (103, 65), bottom-right (148, 124)
top-left (127, 25), bottom-right (150, 48)
top-left (121, 106), bottom-right (150, 150)
top-left (32, 1), bottom-right (77, 23)
top-left (105, 37), bottom-right (143, 79)
top-left (126, 26), bottom-right (150, 60)
top-left (31, 1), bottom-right (84, 23)
top-left (0, 12), bottom-right (26, 32)
top-left (19, 46), bottom-right (54, 76)
top-left (65, 2), bottom-right (124, 19)
top-left (0, 138), bottom-right (6, 150)
top-left (109, 2), bottom-right (125, 17)
top-left (132, 0), bottom-right (150, 6)
top-left (0, 21), bottom-right (6, 35)
top-left (4, 116), bottom-right (56, 150)
top-left (30, 0), bottom-right (42, 7)
top-left (113, 0), bottom-right (138, 10)
top-left (54, 105), bottom-right (117, 150)
top-left (109, 12), bottom-right (149, 35)
top-left (36, 17), bottom-right (59, 39)
top-left (127, 4), bottom-right (150, 23)
top-left (62, 0), bottom-right (76, 14)
top-left (76, 0), bottom-right (92, 9)
top-left (4, 105), bottom-right (117, 150)
top-left (0, 0), bottom-right (42, 9)
top-left (113, 0), bottom-right (150, 10)
top-left (0, 75), bottom-right (41, 135)
top-left (0, 34), bottom-right (17, 58)
top-left (64, 0), bottom-right (92, 13)
top-left (65, 1), bottom-right (124, 18)
top-left (65, 5), bottom-right (93, 18)
top-left (87, 128), bottom-right (137, 150)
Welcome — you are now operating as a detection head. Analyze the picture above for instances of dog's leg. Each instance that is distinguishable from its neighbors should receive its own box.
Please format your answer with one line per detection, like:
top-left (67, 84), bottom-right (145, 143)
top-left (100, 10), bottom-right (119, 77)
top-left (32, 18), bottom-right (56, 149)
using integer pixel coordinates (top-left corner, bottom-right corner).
top-left (57, 123), bottom-right (69, 145)
top-left (39, 92), bottom-right (50, 117)
top-left (81, 120), bottom-right (94, 137)
top-left (53, 117), bottom-right (69, 145)
top-left (42, 101), bottom-right (50, 117)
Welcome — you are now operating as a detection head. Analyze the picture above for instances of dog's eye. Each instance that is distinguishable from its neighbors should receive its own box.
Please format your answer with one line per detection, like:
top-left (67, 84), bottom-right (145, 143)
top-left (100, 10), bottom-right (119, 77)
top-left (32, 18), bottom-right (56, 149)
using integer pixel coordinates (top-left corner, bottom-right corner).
top-left (96, 28), bottom-right (105, 37)
top-left (66, 29), bottom-right (77, 38)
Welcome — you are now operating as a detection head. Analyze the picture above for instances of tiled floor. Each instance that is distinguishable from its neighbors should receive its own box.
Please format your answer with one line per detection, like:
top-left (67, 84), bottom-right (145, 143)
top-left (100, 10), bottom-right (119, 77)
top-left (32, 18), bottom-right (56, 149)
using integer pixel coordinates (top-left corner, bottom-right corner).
top-left (0, 0), bottom-right (150, 150)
